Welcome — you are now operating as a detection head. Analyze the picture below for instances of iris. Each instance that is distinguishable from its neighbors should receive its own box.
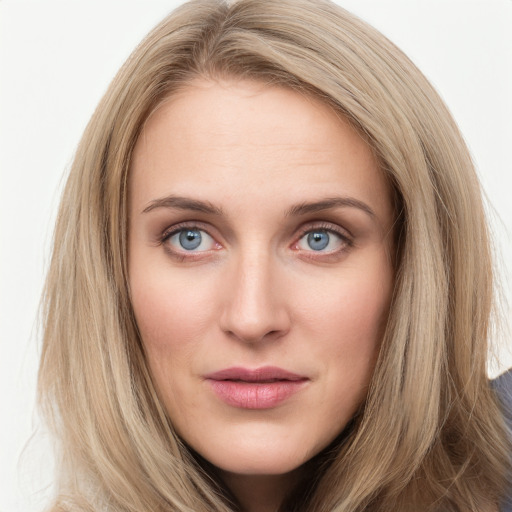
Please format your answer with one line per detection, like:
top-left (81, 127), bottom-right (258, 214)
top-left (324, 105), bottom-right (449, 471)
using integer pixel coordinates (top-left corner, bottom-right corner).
top-left (179, 229), bottom-right (202, 250)
top-left (307, 231), bottom-right (330, 251)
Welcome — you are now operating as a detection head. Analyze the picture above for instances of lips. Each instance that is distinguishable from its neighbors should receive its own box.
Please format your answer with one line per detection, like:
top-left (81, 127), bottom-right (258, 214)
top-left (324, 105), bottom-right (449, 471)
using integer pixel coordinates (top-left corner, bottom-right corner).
top-left (204, 366), bottom-right (308, 409)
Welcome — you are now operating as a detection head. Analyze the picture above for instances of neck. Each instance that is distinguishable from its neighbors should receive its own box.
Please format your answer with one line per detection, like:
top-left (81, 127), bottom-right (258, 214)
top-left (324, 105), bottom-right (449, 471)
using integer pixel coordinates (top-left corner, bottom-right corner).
top-left (220, 469), bottom-right (303, 512)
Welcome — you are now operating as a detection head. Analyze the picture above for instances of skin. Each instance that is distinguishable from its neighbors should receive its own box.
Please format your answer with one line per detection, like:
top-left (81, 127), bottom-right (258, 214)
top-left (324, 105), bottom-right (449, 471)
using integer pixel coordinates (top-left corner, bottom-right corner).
top-left (128, 78), bottom-right (395, 512)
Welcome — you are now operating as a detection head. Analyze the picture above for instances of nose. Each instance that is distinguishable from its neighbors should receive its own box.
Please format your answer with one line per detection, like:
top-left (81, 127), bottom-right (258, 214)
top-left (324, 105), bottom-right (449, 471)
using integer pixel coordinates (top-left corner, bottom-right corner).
top-left (219, 250), bottom-right (291, 344)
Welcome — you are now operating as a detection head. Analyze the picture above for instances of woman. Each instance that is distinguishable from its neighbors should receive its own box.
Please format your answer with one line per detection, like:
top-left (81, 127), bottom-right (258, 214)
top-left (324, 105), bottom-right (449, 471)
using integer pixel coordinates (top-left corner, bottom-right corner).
top-left (38, 0), bottom-right (511, 510)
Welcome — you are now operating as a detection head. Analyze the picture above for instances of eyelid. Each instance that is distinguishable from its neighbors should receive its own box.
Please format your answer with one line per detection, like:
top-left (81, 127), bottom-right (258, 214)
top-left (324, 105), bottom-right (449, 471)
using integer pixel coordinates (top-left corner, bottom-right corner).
top-left (294, 221), bottom-right (353, 244)
top-left (161, 220), bottom-right (215, 242)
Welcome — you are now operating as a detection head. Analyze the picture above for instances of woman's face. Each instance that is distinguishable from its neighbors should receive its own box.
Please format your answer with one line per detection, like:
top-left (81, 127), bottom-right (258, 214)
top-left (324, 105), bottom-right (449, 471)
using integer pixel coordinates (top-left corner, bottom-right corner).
top-left (128, 79), bottom-right (394, 477)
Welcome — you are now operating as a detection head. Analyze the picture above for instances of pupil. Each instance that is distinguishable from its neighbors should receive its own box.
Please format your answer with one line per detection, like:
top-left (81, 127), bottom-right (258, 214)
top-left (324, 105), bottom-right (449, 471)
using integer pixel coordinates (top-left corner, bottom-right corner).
top-left (179, 230), bottom-right (202, 250)
top-left (307, 231), bottom-right (329, 251)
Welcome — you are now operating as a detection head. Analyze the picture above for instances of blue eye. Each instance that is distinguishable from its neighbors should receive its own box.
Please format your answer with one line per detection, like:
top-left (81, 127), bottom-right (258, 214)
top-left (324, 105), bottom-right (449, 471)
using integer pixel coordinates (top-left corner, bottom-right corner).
top-left (166, 228), bottom-right (216, 252)
top-left (297, 229), bottom-right (346, 253)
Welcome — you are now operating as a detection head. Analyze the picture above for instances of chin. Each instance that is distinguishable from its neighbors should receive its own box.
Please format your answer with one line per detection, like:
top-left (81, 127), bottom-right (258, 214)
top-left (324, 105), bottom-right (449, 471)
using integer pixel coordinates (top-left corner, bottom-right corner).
top-left (216, 454), bottom-right (308, 476)
top-left (186, 425), bottom-right (331, 477)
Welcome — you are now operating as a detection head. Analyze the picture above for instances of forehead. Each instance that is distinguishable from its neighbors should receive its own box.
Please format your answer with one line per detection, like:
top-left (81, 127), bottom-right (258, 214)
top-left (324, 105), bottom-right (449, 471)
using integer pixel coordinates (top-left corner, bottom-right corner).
top-left (136, 79), bottom-right (369, 156)
top-left (129, 79), bottom-right (392, 225)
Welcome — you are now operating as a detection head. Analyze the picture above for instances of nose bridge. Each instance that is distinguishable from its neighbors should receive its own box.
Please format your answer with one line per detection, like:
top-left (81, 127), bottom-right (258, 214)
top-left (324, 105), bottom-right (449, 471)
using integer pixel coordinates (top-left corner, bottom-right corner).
top-left (220, 245), bottom-right (289, 343)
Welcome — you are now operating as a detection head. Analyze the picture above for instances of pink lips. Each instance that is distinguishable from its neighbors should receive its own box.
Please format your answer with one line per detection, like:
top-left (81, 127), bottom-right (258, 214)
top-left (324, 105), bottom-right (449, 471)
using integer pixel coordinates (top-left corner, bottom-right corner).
top-left (205, 366), bottom-right (308, 409)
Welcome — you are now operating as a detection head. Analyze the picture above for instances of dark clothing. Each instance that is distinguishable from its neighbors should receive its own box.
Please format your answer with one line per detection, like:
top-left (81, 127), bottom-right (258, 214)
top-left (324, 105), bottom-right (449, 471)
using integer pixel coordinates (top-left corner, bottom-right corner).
top-left (493, 369), bottom-right (512, 512)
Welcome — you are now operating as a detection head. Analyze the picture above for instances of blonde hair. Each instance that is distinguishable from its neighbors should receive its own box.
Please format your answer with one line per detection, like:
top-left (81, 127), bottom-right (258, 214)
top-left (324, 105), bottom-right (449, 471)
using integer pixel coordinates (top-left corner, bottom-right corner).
top-left (39, 0), bottom-right (510, 510)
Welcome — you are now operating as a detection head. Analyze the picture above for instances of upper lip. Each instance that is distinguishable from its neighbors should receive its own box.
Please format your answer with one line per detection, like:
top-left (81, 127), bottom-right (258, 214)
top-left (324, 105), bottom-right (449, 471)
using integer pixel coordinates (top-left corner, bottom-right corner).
top-left (204, 366), bottom-right (307, 382)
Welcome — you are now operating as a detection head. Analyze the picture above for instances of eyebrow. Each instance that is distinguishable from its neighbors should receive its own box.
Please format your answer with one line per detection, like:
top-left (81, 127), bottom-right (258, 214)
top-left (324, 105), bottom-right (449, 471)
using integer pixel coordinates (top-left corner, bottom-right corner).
top-left (142, 196), bottom-right (224, 215)
top-left (142, 194), bottom-right (375, 219)
top-left (286, 197), bottom-right (375, 218)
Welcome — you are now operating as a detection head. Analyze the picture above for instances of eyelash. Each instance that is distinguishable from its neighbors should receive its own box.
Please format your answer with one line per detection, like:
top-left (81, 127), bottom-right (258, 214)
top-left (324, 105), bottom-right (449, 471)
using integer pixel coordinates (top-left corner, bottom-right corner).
top-left (159, 221), bottom-right (353, 261)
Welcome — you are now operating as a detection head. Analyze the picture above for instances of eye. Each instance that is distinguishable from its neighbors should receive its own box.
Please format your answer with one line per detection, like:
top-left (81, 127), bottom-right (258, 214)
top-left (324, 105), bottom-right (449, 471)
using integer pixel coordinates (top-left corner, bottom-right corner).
top-left (164, 228), bottom-right (217, 253)
top-left (296, 229), bottom-right (348, 253)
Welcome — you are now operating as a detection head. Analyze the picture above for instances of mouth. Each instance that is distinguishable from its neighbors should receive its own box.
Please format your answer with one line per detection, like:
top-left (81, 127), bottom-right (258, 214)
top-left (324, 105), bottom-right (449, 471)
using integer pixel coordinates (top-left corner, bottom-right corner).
top-left (204, 366), bottom-right (309, 409)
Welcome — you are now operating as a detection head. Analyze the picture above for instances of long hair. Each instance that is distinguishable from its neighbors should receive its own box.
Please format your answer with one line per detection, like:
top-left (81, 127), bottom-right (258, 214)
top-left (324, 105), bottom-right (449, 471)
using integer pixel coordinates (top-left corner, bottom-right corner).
top-left (38, 0), bottom-right (510, 510)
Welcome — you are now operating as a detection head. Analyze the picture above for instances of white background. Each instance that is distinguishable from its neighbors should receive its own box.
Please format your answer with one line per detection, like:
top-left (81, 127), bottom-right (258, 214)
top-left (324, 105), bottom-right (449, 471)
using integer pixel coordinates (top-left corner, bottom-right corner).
top-left (1, 1), bottom-right (511, 511)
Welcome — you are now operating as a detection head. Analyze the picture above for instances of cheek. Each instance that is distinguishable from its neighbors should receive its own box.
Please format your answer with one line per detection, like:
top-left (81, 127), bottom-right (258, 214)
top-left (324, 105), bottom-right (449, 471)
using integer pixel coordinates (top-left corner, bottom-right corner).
top-left (298, 263), bottom-right (392, 402)
top-left (299, 264), bottom-right (391, 348)
top-left (129, 274), bottom-right (212, 420)
top-left (132, 282), bottom-right (202, 346)
top-left (129, 257), bottom-right (218, 374)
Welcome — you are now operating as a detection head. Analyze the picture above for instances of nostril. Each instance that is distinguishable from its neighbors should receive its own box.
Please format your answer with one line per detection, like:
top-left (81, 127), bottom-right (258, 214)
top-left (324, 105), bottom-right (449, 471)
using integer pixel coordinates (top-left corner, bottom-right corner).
top-left (222, 323), bottom-right (289, 345)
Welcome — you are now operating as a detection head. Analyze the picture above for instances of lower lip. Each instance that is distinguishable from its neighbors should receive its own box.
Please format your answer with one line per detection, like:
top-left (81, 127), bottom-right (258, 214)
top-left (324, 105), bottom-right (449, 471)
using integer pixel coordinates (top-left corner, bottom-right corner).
top-left (207, 379), bottom-right (307, 409)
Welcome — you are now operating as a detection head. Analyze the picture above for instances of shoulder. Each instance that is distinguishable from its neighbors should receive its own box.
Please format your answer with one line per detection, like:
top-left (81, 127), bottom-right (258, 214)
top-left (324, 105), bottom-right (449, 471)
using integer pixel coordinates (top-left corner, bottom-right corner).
top-left (492, 368), bottom-right (512, 428)
top-left (492, 368), bottom-right (512, 397)
top-left (492, 368), bottom-right (512, 512)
